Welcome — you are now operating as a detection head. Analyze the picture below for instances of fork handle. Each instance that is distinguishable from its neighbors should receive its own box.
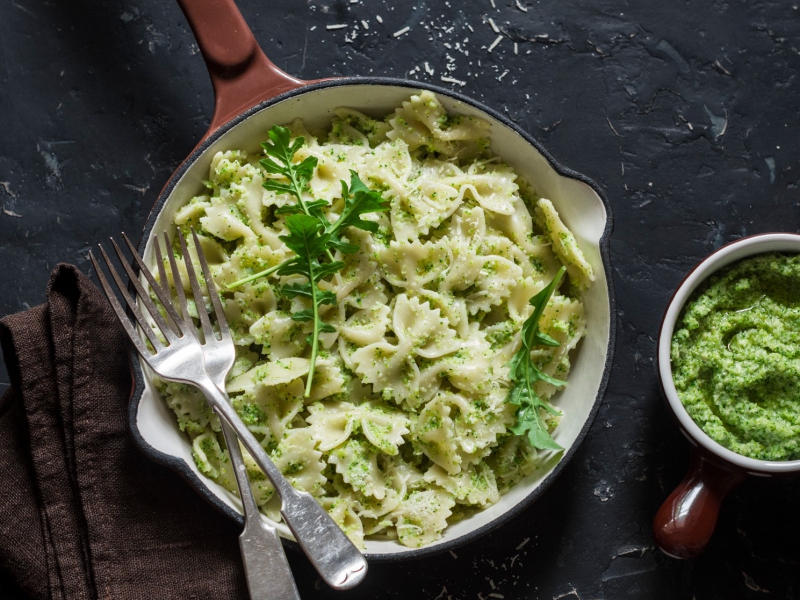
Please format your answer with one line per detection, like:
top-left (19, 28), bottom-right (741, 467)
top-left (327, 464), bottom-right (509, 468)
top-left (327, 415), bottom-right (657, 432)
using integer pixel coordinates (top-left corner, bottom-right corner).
top-left (220, 421), bottom-right (300, 600)
top-left (196, 379), bottom-right (368, 591)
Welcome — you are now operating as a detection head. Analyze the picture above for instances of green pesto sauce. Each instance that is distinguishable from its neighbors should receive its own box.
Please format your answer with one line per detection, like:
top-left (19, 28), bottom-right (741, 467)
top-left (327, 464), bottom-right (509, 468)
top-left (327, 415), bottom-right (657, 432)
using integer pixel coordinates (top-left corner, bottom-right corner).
top-left (671, 253), bottom-right (800, 461)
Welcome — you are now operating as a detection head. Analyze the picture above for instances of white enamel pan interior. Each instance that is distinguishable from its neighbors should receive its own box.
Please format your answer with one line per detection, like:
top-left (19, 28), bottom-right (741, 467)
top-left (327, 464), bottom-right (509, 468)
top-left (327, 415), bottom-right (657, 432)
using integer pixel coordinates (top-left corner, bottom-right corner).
top-left (131, 79), bottom-right (615, 561)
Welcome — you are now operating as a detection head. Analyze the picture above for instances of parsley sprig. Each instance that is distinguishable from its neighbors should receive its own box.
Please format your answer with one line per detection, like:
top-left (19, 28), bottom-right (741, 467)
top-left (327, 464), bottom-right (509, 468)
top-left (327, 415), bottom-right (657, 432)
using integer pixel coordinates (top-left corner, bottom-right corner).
top-left (506, 266), bottom-right (567, 451)
top-left (226, 125), bottom-right (389, 395)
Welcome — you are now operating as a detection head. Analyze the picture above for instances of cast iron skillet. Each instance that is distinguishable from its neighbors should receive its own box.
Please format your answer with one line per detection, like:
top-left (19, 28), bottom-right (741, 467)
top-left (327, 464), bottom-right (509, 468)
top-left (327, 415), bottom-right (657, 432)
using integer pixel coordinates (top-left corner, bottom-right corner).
top-left (129, 0), bottom-right (616, 562)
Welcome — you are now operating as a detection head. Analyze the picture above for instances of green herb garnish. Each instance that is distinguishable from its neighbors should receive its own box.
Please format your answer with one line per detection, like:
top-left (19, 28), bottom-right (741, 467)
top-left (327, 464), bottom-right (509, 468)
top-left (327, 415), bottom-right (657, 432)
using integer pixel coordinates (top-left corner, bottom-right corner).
top-left (506, 266), bottom-right (567, 451)
top-left (260, 125), bottom-right (321, 218)
top-left (275, 214), bottom-right (342, 396)
top-left (227, 125), bottom-right (389, 395)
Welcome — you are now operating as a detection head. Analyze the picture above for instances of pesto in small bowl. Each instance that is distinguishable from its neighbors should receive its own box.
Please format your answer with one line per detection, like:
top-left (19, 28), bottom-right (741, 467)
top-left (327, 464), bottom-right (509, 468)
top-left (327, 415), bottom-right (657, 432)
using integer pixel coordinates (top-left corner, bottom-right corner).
top-left (671, 252), bottom-right (800, 461)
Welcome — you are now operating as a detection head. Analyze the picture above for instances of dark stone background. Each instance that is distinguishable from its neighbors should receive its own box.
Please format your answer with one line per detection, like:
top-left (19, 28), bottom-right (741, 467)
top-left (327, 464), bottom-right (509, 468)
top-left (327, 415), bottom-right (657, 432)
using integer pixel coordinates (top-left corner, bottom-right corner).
top-left (2, 0), bottom-right (800, 598)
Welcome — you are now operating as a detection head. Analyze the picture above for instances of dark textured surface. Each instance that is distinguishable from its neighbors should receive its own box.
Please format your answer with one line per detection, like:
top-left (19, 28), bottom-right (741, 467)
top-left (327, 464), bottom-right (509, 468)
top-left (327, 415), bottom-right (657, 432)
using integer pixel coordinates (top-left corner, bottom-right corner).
top-left (2, 0), bottom-right (800, 598)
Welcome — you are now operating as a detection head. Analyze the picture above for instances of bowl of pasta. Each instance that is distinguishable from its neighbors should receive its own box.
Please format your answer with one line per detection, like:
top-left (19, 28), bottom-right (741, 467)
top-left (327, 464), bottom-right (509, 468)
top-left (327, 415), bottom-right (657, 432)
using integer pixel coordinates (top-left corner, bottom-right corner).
top-left (129, 0), bottom-right (615, 560)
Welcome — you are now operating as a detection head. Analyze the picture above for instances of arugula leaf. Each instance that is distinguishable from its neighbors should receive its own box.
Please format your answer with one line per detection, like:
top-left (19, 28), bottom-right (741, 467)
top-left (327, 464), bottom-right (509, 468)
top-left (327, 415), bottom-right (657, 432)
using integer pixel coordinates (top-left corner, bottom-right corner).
top-left (225, 128), bottom-right (388, 396)
top-left (259, 125), bottom-right (318, 216)
top-left (325, 171), bottom-right (389, 254)
top-left (506, 266), bottom-right (567, 451)
top-left (276, 214), bottom-right (344, 396)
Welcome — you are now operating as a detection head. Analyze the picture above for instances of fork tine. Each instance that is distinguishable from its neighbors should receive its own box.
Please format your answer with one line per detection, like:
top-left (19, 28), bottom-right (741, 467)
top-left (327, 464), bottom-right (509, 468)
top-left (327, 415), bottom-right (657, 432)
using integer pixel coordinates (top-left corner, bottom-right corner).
top-left (191, 227), bottom-right (230, 339)
top-left (176, 229), bottom-right (215, 342)
top-left (121, 232), bottom-right (185, 335)
top-left (91, 246), bottom-right (162, 354)
top-left (152, 236), bottom-right (183, 337)
top-left (163, 231), bottom-right (195, 336)
top-left (109, 237), bottom-right (177, 343)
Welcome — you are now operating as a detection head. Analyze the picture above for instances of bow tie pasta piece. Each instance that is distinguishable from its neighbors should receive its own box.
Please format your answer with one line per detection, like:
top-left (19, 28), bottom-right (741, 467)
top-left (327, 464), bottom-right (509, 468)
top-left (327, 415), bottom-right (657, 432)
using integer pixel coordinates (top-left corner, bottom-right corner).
top-left (341, 273), bottom-right (389, 311)
top-left (307, 401), bottom-right (355, 451)
top-left (412, 394), bottom-right (460, 474)
top-left (329, 107), bottom-right (392, 147)
top-left (197, 151), bottom-right (272, 242)
top-left (393, 179), bottom-right (462, 239)
top-left (436, 330), bottom-right (494, 393)
top-left (412, 391), bottom-right (514, 476)
top-left (215, 243), bottom-right (287, 288)
top-left (418, 290), bottom-right (470, 338)
top-left (331, 231), bottom-right (378, 302)
top-left (392, 489), bottom-right (456, 548)
top-left (424, 462), bottom-right (500, 508)
top-left (231, 378), bottom-right (305, 445)
top-left (340, 305), bottom-right (391, 346)
top-left (249, 311), bottom-right (307, 360)
top-left (361, 138), bottom-right (412, 191)
top-left (241, 429), bottom-right (328, 503)
top-left (308, 397), bottom-right (410, 457)
top-left (530, 294), bottom-right (586, 399)
top-left (393, 294), bottom-right (461, 359)
top-left (301, 144), bottom-right (368, 202)
top-left (387, 90), bottom-right (490, 160)
top-left (465, 255), bottom-right (524, 315)
top-left (446, 164), bottom-right (519, 216)
top-left (191, 432), bottom-right (228, 481)
top-left (486, 435), bottom-right (542, 493)
top-left (227, 357), bottom-right (311, 394)
top-left (359, 402), bottom-right (411, 456)
top-left (321, 495), bottom-right (366, 550)
top-left (174, 195), bottom-right (211, 229)
top-left (379, 240), bottom-right (450, 292)
top-left (389, 160), bottom-right (467, 239)
top-left (158, 381), bottom-right (215, 436)
top-left (535, 198), bottom-right (595, 292)
top-left (351, 295), bottom-right (460, 407)
top-left (307, 358), bottom-right (347, 401)
top-left (447, 205), bottom-right (487, 242)
top-left (329, 438), bottom-right (387, 500)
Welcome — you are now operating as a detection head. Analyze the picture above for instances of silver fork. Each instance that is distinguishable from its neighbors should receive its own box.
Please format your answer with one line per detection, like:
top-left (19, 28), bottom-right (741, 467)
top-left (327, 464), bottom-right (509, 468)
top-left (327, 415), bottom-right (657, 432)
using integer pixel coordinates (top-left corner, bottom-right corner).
top-left (144, 231), bottom-right (299, 600)
top-left (90, 232), bottom-right (368, 592)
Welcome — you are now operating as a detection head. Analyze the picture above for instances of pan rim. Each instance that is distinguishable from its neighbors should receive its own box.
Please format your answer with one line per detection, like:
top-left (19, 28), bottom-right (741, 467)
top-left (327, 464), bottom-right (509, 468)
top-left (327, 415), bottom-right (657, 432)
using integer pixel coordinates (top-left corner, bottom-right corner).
top-left (129, 76), bottom-right (617, 563)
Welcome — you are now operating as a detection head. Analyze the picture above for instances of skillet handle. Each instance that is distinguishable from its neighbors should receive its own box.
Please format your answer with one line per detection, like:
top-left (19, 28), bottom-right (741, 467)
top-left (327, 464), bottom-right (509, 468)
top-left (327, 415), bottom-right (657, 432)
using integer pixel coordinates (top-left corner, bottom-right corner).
top-left (176, 0), bottom-right (308, 141)
top-left (653, 449), bottom-right (745, 559)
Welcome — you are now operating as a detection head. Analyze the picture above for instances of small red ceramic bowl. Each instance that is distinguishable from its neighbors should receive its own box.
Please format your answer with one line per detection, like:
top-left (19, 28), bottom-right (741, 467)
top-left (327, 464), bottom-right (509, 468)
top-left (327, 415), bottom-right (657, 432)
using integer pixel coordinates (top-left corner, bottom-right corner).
top-left (654, 233), bottom-right (800, 559)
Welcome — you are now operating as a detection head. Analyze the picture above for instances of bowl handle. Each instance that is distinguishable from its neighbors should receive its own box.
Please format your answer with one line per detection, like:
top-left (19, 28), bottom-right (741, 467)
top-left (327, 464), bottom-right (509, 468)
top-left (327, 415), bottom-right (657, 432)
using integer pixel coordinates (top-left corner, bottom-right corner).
top-left (176, 0), bottom-right (309, 142)
top-left (653, 448), bottom-right (745, 559)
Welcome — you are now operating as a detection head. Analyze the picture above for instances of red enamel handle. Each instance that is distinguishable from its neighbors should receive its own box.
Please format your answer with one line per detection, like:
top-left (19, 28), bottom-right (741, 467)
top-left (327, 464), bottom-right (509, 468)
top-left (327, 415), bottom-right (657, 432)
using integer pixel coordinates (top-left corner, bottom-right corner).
top-left (176, 0), bottom-right (309, 143)
top-left (653, 449), bottom-right (745, 559)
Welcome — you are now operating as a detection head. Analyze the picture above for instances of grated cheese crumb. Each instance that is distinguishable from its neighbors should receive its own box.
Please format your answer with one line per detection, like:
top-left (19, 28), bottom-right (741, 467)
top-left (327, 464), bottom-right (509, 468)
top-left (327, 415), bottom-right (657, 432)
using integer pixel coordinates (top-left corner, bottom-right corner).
top-left (327, 24), bottom-right (347, 30)
top-left (424, 62), bottom-right (434, 75)
top-left (393, 26), bottom-right (410, 37)
top-left (440, 75), bottom-right (466, 86)
top-left (488, 18), bottom-right (499, 33)
top-left (515, 0), bottom-right (528, 11)
top-left (514, 42), bottom-right (518, 54)
top-left (376, 15), bottom-right (383, 23)
top-left (487, 35), bottom-right (502, 52)
top-left (361, 20), bottom-right (369, 29)
top-left (516, 537), bottom-right (530, 550)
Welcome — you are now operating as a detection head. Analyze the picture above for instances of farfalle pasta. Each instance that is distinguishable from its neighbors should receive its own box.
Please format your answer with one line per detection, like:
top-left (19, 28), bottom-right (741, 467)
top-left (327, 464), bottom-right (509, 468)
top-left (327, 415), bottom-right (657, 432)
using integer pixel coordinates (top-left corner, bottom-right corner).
top-left (158, 91), bottom-right (593, 548)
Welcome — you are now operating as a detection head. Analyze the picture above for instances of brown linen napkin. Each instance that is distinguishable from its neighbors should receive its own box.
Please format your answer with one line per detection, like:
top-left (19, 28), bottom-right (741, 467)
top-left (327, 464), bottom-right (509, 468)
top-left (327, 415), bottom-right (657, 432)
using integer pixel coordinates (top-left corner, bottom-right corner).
top-left (0, 264), bottom-right (248, 600)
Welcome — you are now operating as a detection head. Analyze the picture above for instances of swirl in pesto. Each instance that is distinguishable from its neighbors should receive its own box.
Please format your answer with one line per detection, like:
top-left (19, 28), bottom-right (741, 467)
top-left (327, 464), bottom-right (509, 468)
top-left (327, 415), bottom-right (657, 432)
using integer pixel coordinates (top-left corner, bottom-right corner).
top-left (671, 253), bottom-right (800, 461)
